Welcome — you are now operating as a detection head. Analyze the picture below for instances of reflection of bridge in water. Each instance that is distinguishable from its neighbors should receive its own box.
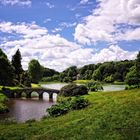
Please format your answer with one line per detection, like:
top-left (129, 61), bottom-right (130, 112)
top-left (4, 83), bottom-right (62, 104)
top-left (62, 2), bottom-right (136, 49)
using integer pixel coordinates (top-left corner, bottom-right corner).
top-left (0, 88), bottom-right (60, 100)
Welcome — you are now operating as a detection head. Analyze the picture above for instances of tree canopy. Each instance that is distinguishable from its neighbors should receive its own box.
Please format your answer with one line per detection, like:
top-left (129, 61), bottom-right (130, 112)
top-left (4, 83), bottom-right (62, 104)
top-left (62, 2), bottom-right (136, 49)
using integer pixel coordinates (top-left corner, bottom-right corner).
top-left (12, 49), bottom-right (23, 81)
top-left (28, 59), bottom-right (43, 84)
top-left (0, 49), bottom-right (14, 86)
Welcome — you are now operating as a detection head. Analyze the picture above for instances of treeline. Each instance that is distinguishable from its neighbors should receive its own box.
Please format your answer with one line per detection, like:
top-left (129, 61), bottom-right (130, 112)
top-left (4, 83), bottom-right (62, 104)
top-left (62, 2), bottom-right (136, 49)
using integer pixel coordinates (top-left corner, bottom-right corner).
top-left (47, 52), bottom-right (140, 86)
top-left (0, 49), bottom-right (58, 87)
top-left (0, 48), bottom-right (140, 87)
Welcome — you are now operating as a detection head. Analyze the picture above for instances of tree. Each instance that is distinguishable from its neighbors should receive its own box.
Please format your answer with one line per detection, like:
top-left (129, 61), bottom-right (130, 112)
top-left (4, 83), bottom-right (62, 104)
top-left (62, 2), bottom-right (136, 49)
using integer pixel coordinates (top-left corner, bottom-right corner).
top-left (92, 69), bottom-right (102, 81)
top-left (28, 59), bottom-right (43, 83)
top-left (20, 71), bottom-right (31, 87)
top-left (125, 66), bottom-right (139, 86)
top-left (136, 51), bottom-right (140, 79)
top-left (0, 49), bottom-right (14, 86)
top-left (12, 49), bottom-right (23, 82)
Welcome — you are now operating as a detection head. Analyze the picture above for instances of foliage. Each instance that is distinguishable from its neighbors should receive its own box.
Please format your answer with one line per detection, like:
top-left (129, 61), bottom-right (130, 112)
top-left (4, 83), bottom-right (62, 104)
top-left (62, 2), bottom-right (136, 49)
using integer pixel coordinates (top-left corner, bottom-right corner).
top-left (0, 93), bottom-right (9, 114)
top-left (41, 74), bottom-right (60, 82)
top-left (136, 51), bottom-right (140, 80)
top-left (125, 85), bottom-right (140, 90)
top-left (86, 81), bottom-right (103, 91)
top-left (47, 96), bottom-right (89, 117)
top-left (47, 101), bottom-right (69, 117)
top-left (125, 66), bottom-right (140, 86)
top-left (28, 59), bottom-right (43, 84)
top-left (42, 67), bottom-right (59, 77)
top-left (11, 49), bottom-right (23, 82)
top-left (59, 66), bottom-right (77, 82)
top-left (0, 89), bottom-right (140, 140)
top-left (20, 71), bottom-right (31, 87)
top-left (59, 84), bottom-right (88, 96)
top-left (70, 96), bottom-right (89, 110)
top-left (104, 75), bottom-right (114, 83)
top-left (0, 49), bottom-right (15, 86)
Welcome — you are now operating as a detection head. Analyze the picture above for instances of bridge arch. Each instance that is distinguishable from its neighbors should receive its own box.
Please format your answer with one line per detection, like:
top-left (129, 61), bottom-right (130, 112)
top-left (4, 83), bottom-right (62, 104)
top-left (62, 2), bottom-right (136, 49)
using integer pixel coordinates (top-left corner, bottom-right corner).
top-left (0, 88), bottom-right (60, 100)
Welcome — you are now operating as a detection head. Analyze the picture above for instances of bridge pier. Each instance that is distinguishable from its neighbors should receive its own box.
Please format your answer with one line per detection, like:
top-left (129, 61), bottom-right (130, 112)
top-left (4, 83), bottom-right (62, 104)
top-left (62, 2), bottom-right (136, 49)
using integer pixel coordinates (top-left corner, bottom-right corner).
top-left (39, 93), bottom-right (43, 99)
top-left (26, 92), bottom-right (31, 98)
top-left (49, 93), bottom-right (53, 100)
top-left (15, 92), bottom-right (22, 98)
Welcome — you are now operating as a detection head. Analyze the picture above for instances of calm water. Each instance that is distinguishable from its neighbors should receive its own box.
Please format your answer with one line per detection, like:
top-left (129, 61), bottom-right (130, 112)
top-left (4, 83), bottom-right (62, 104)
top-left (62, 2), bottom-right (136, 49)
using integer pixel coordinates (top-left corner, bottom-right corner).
top-left (0, 93), bottom-right (57, 122)
top-left (41, 83), bottom-right (125, 91)
top-left (0, 83), bottom-right (125, 123)
top-left (103, 85), bottom-right (125, 91)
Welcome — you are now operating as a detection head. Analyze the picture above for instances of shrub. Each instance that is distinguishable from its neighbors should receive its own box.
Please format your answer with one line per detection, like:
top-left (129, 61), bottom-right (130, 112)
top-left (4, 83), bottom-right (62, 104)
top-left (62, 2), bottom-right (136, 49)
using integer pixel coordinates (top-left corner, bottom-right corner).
top-left (0, 104), bottom-right (9, 113)
top-left (59, 84), bottom-right (88, 97)
top-left (47, 96), bottom-right (89, 117)
top-left (125, 85), bottom-right (140, 90)
top-left (70, 96), bottom-right (89, 110)
top-left (47, 102), bottom-right (69, 117)
top-left (86, 81), bottom-right (103, 92)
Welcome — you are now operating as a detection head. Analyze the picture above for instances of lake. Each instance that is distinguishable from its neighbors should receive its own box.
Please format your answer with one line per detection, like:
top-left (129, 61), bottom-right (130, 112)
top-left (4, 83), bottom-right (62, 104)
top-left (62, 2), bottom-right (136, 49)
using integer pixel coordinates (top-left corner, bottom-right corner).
top-left (0, 83), bottom-right (125, 122)
top-left (41, 83), bottom-right (125, 91)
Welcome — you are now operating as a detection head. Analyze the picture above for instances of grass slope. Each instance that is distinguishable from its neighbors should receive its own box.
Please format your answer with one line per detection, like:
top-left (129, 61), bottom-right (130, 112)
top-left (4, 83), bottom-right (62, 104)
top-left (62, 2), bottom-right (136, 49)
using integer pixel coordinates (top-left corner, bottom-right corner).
top-left (0, 89), bottom-right (140, 140)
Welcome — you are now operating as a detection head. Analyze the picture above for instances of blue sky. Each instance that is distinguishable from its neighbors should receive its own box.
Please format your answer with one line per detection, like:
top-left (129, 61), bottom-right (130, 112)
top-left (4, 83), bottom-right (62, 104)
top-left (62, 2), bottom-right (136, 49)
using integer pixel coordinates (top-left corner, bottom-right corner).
top-left (0, 0), bottom-right (140, 71)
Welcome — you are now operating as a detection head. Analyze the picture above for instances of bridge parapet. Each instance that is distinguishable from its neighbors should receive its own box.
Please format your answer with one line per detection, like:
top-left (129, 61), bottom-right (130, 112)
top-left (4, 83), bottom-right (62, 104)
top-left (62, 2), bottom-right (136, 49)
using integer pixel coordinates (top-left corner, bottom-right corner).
top-left (0, 87), bottom-right (60, 100)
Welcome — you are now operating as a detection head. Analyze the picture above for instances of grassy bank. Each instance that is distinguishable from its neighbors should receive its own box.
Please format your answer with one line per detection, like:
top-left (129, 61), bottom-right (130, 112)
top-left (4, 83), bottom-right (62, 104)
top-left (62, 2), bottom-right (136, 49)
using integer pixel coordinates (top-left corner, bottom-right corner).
top-left (0, 93), bottom-right (9, 113)
top-left (0, 89), bottom-right (140, 140)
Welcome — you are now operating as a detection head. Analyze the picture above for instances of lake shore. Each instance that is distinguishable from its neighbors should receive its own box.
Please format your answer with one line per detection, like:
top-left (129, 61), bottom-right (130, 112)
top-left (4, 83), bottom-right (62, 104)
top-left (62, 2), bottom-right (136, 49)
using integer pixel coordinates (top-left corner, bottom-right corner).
top-left (0, 88), bottom-right (140, 139)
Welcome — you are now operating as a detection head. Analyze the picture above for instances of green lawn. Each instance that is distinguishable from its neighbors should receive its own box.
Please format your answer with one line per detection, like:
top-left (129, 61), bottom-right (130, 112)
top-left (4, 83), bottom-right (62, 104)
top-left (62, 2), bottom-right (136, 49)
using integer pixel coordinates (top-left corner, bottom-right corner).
top-left (0, 89), bottom-right (140, 140)
top-left (73, 80), bottom-right (90, 84)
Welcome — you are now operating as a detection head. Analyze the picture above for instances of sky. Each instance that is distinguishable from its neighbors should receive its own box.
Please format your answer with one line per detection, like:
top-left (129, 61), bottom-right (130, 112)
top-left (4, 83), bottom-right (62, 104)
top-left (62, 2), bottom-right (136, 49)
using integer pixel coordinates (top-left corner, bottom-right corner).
top-left (0, 0), bottom-right (140, 71)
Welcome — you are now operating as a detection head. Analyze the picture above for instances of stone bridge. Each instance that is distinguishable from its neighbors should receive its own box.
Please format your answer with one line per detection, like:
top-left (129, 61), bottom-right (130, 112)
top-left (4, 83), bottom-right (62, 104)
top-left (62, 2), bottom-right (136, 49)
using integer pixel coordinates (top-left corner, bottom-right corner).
top-left (0, 87), bottom-right (60, 100)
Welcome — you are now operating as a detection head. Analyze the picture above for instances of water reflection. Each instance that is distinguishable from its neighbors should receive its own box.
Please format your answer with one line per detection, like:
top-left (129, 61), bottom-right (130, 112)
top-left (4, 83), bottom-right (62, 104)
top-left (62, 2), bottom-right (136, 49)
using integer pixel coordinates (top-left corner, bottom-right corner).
top-left (0, 93), bottom-right (57, 123)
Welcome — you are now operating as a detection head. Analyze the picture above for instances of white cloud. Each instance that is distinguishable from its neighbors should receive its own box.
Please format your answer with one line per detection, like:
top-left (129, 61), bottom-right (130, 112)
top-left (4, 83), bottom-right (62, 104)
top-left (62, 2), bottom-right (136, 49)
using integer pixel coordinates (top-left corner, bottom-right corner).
top-left (45, 2), bottom-right (54, 9)
top-left (60, 22), bottom-right (77, 28)
top-left (44, 18), bottom-right (52, 23)
top-left (74, 0), bottom-right (140, 45)
top-left (0, 0), bottom-right (31, 7)
top-left (0, 21), bottom-right (138, 71)
top-left (52, 28), bottom-right (63, 33)
top-left (0, 21), bottom-right (47, 38)
top-left (91, 45), bottom-right (137, 63)
top-left (80, 0), bottom-right (89, 5)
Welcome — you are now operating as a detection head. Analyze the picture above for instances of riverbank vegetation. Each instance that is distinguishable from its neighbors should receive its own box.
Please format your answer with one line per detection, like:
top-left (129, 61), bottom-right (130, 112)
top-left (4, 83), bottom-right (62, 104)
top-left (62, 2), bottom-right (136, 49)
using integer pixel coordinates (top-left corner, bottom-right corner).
top-left (0, 93), bottom-right (9, 113)
top-left (0, 88), bottom-right (140, 139)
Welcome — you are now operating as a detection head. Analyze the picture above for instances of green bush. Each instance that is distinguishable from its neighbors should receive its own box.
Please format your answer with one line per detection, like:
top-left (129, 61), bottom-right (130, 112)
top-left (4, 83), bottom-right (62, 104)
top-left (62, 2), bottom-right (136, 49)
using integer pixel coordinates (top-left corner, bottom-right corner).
top-left (59, 84), bottom-right (88, 97)
top-left (47, 96), bottom-right (89, 117)
top-left (47, 102), bottom-right (69, 117)
top-left (125, 85), bottom-right (140, 90)
top-left (0, 104), bottom-right (9, 113)
top-left (70, 96), bottom-right (89, 110)
top-left (86, 81), bottom-right (103, 92)
top-left (0, 93), bottom-right (9, 114)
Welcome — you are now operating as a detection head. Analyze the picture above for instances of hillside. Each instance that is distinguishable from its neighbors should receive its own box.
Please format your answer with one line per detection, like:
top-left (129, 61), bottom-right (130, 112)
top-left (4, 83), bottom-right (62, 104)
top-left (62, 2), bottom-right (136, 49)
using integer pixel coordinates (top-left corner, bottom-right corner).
top-left (0, 89), bottom-right (140, 140)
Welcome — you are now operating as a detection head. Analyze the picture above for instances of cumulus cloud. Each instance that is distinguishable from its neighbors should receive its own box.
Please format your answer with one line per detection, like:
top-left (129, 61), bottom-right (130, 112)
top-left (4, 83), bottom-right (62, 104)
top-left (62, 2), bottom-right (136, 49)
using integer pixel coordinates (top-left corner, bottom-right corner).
top-left (92, 45), bottom-right (137, 63)
top-left (0, 21), bottom-right (137, 71)
top-left (0, 0), bottom-right (31, 7)
top-left (74, 0), bottom-right (140, 45)
top-left (0, 21), bottom-right (47, 38)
